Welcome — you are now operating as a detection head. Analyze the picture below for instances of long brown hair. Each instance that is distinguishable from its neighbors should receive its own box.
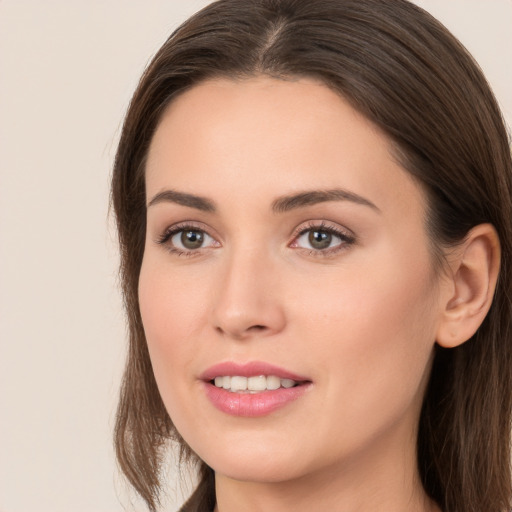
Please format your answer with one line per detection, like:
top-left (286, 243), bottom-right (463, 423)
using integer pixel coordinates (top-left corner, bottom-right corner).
top-left (111, 1), bottom-right (512, 511)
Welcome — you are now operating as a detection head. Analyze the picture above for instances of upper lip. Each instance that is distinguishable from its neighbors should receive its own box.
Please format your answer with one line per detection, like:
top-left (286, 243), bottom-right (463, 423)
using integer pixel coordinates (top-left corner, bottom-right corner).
top-left (200, 361), bottom-right (310, 382)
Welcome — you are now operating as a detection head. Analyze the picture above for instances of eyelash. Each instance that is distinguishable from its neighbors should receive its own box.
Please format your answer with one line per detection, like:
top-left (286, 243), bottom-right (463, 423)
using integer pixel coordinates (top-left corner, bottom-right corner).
top-left (291, 221), bottom-right (356, 257)
top-left (156, 221), bottom-right (356, 258)
top-left (156, 222), bottom-right (216, 257)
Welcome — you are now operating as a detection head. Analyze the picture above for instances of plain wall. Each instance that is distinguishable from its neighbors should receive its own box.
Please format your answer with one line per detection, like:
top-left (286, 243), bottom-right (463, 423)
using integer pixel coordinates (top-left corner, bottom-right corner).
top-left (0, 2), bottom-right (510, 511)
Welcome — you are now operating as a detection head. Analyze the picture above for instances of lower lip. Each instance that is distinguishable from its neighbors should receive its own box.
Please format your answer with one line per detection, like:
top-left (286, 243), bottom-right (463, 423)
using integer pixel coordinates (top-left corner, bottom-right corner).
top-left (203, 382), bottom-right (311, 417)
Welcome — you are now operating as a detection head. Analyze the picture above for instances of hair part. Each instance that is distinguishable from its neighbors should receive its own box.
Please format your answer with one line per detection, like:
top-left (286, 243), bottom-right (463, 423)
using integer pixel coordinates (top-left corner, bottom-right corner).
top-left (111, 1), bottom-right (512, 511)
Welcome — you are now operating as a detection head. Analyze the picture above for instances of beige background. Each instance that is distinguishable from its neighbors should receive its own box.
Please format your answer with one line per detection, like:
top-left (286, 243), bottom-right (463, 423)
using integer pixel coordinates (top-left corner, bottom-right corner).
top-left (0, 1), bottom-right (510, 511)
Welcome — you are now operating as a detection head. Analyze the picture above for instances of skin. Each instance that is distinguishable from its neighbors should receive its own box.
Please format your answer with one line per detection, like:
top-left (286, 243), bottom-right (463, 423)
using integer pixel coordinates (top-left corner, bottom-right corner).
top-left (139, 76), bottom-right (466, 512)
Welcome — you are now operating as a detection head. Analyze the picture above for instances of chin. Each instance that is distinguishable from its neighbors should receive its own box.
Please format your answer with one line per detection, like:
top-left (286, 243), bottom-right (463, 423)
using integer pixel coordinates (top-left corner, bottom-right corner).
top-left (191, 433), bottom-right (311, 483)
top-left (210, 456), bottom-right (305, 484)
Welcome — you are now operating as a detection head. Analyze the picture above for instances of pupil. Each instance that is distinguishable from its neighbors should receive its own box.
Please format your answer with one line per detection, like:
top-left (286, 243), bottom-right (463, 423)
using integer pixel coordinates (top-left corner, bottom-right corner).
top-left (181, 230), bottom-right (204, 249)
top-left (309, 230), bottom-right (331, 249)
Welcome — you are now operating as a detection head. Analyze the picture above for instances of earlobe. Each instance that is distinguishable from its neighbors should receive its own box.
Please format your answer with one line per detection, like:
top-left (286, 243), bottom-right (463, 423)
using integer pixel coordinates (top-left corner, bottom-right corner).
top-left (436, 224), bottom-right (501, 349)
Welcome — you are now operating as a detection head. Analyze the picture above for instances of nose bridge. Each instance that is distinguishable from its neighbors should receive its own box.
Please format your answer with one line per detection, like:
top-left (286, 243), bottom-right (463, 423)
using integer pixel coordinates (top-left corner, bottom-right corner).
top-left (211, 239), bottom-right (285, 339)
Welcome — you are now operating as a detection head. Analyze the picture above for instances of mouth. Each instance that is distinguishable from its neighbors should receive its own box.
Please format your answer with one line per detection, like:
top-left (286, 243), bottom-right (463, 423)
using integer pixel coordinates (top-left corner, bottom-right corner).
top-left (211, 375), bottom-right (303, 393)
top-left (200, 361), bottom-right (312, 417)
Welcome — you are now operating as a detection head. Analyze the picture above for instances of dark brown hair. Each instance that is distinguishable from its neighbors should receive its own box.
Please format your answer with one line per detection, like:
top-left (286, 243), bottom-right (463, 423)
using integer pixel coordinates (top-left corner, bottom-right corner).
top-left (111, 1), bottom-right (512, 511)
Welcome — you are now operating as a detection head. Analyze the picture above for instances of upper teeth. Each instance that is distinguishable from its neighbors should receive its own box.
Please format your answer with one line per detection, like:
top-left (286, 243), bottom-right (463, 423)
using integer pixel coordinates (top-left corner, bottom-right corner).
top-left (214, 375), bottom-right (297, 393)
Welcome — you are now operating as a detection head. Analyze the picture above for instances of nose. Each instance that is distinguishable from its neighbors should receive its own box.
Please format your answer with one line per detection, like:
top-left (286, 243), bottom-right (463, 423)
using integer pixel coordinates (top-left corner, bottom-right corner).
top-left (210, 247), bottom-right (286, 340)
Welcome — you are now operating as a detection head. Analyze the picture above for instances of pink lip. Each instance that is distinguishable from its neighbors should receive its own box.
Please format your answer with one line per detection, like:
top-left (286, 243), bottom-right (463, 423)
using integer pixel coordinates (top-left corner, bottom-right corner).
top-left (200, 361), bottom-right (312, 418)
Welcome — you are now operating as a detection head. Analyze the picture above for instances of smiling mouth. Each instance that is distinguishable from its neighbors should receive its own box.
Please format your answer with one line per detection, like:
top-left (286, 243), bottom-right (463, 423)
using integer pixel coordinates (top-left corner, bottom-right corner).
top-left (211, 375), bottom-right (303, 393)
top-left (203, 364), bottom-right (312, 416)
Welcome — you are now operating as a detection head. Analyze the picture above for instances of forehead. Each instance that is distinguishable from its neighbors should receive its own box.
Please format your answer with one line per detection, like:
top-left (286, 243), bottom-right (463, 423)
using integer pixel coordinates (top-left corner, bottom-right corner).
top-left (145, 76), bottom-right (425, 220)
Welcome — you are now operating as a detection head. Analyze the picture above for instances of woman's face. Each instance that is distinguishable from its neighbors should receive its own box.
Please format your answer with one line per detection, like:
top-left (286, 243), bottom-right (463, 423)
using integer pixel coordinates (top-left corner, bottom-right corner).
top-left (140, 77), bottom-right (447, 484)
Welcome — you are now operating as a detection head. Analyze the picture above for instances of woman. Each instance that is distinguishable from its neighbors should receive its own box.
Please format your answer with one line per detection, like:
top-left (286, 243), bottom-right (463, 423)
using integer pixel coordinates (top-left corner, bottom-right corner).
top-left (111, 1), bottom-right (512, 511)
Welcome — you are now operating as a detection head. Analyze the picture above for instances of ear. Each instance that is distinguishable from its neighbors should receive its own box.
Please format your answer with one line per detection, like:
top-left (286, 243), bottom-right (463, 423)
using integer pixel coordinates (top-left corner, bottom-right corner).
top-left (436, 223), bottom-right (501, 348)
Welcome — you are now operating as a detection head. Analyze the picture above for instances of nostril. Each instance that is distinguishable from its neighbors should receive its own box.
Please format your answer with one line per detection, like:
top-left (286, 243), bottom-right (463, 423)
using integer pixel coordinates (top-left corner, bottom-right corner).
top-left (214, 323), bottom-right (268, 339)
top-left (249, 325), bottom-right (267, 332)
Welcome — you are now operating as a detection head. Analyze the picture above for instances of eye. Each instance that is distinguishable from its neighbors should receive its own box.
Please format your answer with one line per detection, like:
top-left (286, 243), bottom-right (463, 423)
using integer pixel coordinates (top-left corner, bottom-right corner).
top-left (291, 222), bottom-right (355, 255)
top-left (298, 229), bottom-right (337, 250)
top-left (172, 229), bottom-right (212, 250)
top-left (157, 224), bottom-right (219, 255)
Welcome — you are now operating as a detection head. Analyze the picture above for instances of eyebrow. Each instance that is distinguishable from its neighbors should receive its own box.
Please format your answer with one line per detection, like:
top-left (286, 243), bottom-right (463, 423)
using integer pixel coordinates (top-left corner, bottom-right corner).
top-left (271, 189), bottom-right (380, 213)
top-left (147, 190), bottom-right (216, 212)
top-left (147, 187), bottom-right (379, 214)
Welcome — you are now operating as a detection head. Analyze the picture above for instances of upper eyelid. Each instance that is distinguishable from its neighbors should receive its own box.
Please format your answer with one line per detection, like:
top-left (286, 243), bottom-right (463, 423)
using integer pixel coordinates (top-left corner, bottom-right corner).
top-left (291, 220), bottom-right (355, 238)
top-left (160, 221), bottom-right (216, 237)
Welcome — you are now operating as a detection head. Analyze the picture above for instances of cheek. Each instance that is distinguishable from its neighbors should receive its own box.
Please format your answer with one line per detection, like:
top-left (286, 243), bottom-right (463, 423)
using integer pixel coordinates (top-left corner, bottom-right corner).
top-left (138, 255), bottom-right (208, 414)
top-left (290, 248), bottom-right (439, 435)
top-left (292, 248), bottom-right (437, 343)
top-left (139, 249), bottom-right (215, 342)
